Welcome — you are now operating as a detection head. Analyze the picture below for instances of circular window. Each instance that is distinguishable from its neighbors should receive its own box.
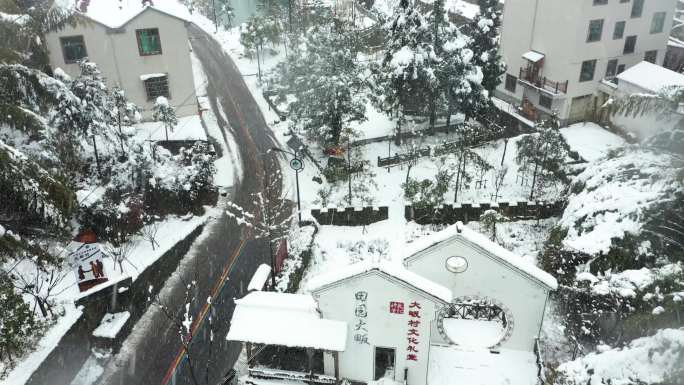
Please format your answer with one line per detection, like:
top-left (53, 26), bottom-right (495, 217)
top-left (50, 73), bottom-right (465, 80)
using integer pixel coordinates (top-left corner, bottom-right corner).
top-left (445, 256), bottom-right (468, 273)
top-left (436, 297), bottom-right (514, 349)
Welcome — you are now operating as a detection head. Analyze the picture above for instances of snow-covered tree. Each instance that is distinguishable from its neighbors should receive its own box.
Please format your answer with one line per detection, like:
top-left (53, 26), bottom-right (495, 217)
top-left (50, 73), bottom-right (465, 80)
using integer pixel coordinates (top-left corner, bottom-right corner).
top-left (241, 14), bottom-right (283, 79)
top-left (607, 85), bottom-right (684, 155)
top-left (273, 24), bottom-right (366, 146)
top-left (372, 0), bottom-right (436, 144)
top-left (515, 115), bottom-right (570, 200)
top-left (467, 0), bottom-right (506, 94)
top-left (0, 276), bottom-right (35, 362)
top-left (479, 209), bottom-right (507, 241)
top-left (112, 87), bottom-right (139, 153)
top-left (0, 1), bottom-right (76, 68)
top-left (403, 164), bottom-right (453, 218)
top-left (70, 60), bottom-right (119, 175)
top-left (152, 96), bottom-right (178, 142)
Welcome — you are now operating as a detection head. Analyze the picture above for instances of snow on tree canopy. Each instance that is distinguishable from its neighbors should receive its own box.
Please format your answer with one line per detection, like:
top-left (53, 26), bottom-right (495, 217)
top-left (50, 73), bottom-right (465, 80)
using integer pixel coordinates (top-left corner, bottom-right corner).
top-left (558, 147), bottom-right (682, 255)
top-left (555, 328), bottom-right (684, 384)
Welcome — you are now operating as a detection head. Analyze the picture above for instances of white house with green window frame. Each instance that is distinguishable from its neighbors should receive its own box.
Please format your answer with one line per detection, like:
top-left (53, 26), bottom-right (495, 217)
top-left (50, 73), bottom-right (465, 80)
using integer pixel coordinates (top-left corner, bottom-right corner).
top-left (45, 0), bottom-right (196, 119)
top-left (495, 0), bottom-right (677, 126)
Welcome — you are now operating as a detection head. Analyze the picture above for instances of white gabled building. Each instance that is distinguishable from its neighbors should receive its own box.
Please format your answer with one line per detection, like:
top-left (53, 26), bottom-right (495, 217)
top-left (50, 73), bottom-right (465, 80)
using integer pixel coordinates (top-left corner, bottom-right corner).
top-left (45, 0), bottom-right (197, 119)
top-left (227, 223), bottom-right (558, 385)
top-left (496, 0), bottom-right (677, 125)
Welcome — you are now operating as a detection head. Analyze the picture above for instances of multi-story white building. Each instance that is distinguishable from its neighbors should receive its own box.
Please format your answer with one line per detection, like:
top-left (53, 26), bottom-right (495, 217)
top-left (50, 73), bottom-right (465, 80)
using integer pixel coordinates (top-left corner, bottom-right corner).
top-left (496, 0), bottom-right (677, 125)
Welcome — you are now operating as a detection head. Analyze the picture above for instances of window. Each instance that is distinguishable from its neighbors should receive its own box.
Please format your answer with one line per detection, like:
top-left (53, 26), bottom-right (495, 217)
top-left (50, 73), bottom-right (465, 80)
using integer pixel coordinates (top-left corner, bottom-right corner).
top-left (587, 19), bottom-right (604, 42)
top-left (617, 64), bottom-right (626, 74)
top-left (644, 50), bottom-right (657, 63)
top-left (631, 0), bottom-right (644, 18)
top-left (60, 35), bottom-right (87, 64)
top-left (446, 256), bottom-right (468, 273)
top-left (539, 94), bottom-right (552, 109)
top-left (651, 12), bottom-right (666, 33)
top-left (613, 21), bottom-right (626, 39)
top-left (505, 74), bottom-right (517, 93)
top-left (624, 35), bottom-right (637, 54)
top-left (593, 0), bottom-right (608, 4)
top-left (136, 28), bottom-right (162, 56)
top-left (143, 75), bottom-right (169, 100)
top-left (620, 0), bottom-right (630, 3)
top-left (579, 59), bottom-right (597, 82)
top-left (605, 59), bottom-right (618, 78)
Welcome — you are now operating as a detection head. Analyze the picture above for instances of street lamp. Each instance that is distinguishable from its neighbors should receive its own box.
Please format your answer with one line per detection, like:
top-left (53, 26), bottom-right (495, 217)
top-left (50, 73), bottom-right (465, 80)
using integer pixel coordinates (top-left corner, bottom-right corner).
top-left (269, 147), bottom-right (303, 224)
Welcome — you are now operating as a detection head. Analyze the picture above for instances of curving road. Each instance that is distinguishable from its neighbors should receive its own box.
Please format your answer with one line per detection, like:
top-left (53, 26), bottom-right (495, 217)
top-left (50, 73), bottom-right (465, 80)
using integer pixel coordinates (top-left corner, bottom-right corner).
top-left (97, 24), bottom-right (282, 385)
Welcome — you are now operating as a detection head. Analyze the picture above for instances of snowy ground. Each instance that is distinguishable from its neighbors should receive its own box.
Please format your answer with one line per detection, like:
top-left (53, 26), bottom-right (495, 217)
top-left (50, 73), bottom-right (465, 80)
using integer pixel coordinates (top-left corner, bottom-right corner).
top-left (132, 115), bottom-right (207, 142)
top-left (559, 123), bottom-right (626, 162)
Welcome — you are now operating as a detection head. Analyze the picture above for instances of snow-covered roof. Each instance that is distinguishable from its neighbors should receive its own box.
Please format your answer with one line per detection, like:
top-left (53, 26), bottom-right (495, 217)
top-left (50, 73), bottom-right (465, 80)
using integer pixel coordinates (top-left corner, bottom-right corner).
top-left (247, 264), bottom-right (271, 292)
top-left (92, 311), bottom-right (130, 339)
top-left (226, 291), bottom-right (347, 351)
top-left (307, 261), bottom-right (453, 303)
top-left (616, 61), bottom-right (684, 94)
top-left (403, 223), bottom-right (558, 290)
top-left (522, 51), bottom-right (544, 63)
top-left (72, 0), bottom-right (191, 29)
top-left (139, 73), bottom-right (167, 81)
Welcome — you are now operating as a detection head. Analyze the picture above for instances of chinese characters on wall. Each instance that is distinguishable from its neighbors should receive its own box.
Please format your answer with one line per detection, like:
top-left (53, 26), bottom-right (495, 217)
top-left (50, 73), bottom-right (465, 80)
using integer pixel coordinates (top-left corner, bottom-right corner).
top-left (406, 301), bottom-right (421, 361)
top-left (354, 291), bottom-right (369, 344)
top-left (389, 301), bottom-right (404, 314)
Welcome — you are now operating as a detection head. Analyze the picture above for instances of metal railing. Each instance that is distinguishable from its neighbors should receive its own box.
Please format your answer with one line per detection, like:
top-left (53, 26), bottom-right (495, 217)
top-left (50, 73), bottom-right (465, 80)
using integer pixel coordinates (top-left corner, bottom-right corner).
top-left (519, 68), bottom-right (568, 94)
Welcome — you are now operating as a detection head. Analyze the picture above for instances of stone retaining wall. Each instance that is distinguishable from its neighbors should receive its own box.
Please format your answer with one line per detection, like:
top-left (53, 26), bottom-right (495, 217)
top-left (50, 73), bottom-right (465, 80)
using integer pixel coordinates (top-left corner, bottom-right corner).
top-left (310, 206), bottom-right (388, 226)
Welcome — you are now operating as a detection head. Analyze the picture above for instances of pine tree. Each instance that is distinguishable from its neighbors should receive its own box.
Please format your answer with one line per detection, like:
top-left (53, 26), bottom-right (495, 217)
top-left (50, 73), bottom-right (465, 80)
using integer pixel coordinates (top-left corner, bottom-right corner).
top-left (273, 24), bottom-right (366, 146)
top-left (468, 0), bottom-right (506, 94)
top-left (152, 96), bottom-right (178, 142)
top-left (70, 60), bottom-right (118, 176)
top-left (439, 25), bottom-right (489, 130)
top-left (372, 0), bottom-right (436, 144)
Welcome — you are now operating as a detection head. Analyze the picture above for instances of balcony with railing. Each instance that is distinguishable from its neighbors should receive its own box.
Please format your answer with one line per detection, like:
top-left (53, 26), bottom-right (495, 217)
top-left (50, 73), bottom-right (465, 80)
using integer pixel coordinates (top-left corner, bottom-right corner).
top-left (519, 67), bottom-right (568, 94)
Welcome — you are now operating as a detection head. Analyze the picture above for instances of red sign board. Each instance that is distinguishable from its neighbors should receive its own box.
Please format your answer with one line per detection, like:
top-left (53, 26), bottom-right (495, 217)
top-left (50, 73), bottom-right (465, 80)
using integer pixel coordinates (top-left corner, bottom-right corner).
top-left (389, 301), bottom-right (404, 314)
top-left (275, 239), bottom-right (288, 274)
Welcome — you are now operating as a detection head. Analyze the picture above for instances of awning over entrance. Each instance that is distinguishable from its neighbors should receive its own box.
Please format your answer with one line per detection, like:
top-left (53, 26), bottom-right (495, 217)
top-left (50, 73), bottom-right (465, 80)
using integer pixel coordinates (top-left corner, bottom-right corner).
top-left (226, 291), bottom-right (347, 352)
top-left (522, 51), bottom-right (545, 63)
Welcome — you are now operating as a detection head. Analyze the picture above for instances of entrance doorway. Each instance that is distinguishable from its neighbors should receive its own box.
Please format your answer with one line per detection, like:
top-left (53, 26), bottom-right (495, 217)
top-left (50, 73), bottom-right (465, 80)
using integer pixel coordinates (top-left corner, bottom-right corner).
top-left (374, 347), bottom-right (396, 380)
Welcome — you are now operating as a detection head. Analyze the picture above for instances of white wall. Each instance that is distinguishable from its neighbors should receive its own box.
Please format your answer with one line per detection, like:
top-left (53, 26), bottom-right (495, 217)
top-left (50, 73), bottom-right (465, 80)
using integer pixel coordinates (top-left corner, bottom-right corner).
top-left (45, 9), bottom-right (197, 119)
top-left (404, 237), bottom-right (549, 352)
top-left (313, 272), bottom-right (445, 385)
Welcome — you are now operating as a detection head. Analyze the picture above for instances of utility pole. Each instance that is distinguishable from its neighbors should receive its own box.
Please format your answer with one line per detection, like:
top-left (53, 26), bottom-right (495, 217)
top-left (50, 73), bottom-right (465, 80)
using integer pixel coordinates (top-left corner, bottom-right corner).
top-left (347, 139), bottom-right (352, 206)
top-left (212, 0), bottom-right (218, 33)
top-left (270, 147), bottom-right (303, 224)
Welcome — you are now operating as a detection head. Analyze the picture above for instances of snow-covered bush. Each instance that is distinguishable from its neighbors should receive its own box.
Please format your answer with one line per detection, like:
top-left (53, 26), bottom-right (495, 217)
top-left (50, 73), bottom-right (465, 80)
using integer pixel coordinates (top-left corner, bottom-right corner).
top-left (0, 276), bottom-right (37, 363)
top-left (553, 328), bottom-right (684, 385)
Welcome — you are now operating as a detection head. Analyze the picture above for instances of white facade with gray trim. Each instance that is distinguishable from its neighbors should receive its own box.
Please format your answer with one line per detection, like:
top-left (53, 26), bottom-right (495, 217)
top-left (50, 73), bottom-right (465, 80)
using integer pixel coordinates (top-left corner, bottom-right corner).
top-left (45, 7), bottom-right (197, 119)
